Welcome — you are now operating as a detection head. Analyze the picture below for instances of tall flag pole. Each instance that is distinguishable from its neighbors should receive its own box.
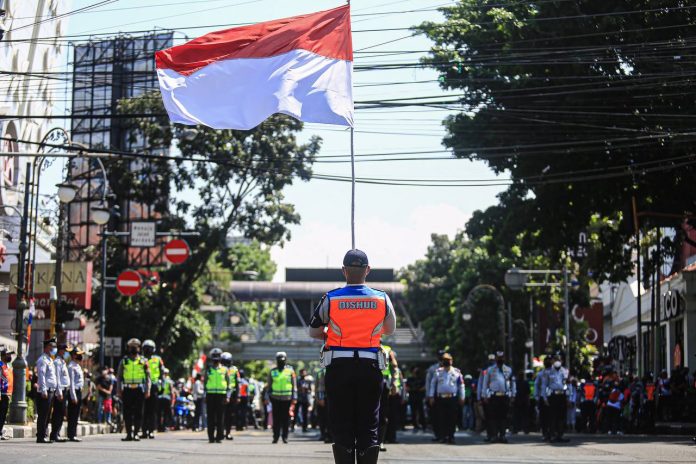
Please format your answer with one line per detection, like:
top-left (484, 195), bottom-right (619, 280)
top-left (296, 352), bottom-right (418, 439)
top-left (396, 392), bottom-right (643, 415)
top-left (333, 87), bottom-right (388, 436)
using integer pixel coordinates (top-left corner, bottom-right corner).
top-left (347, 0), bottom-right (356, 249)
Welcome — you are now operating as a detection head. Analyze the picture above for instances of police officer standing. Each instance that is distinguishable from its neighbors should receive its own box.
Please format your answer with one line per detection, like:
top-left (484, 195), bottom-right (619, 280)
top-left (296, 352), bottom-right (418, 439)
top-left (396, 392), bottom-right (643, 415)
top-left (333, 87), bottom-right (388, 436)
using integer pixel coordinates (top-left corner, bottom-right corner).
top-left (66, 346), bottom-right (85, 442)
top-left (481, 351), bottom-right (515, 443)
top-left (309, 249), bottom-right (396, 464)
top-left (204, 348), bottom-right (230, 443)
top-left (117, 338), bottom-right (151, 442)
top-left (425, 349), bottom-right (445, 442)
top-left (542, 353), bottom-right (569, 443)
top-left (36, 338), bottom-right (59, 443)
top-left (478, 353), bottom-right (496, 440)
top-left (50, 343), bottom-right (71, 442)
top-left (221, 351), bottom-right (239, 440)
top-left (141, 340), bottom-right (164, 439)
top-left (0, 346), bottom-right (15, 440)
top-left (265, 351), bottom-right (297, 444)
top-left (428, 353), bottom-right (465, 444)
top-left (535, 356), bottom-right (552, 441)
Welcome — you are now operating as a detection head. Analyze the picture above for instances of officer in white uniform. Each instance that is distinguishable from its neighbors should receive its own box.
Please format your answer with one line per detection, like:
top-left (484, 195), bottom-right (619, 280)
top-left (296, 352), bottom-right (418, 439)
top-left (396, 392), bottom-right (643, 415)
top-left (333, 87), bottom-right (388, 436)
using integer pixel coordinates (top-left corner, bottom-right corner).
top-left (36, 338), bottom-right (59, 443)
top-left (542, 353), bottom-right (569, 443)
top-left (50, 343), bottom-right (71, 442)
top-left (427, 353), bottom-right (465, 444)
top-left (67, 346), bottom-right (85, 442)
top-left (481, 351), bottom-right (515, 443)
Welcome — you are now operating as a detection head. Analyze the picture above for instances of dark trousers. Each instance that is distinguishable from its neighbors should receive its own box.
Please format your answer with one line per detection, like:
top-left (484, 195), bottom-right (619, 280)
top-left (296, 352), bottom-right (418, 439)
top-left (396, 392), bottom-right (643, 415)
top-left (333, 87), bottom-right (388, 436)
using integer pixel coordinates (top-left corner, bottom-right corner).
top-left (271, 399), bottom-right (291, 440)
top-left (142, 385), bottom-right (159, 434)
top-left (512, 399), bottom-right (530, 433)
top-left (224, 400), bottom-right (235, 434)
top-left (36, 390), bottom-right (55, 441)
top-left (157, 397), bottom-right (171, 431)
top-left (604, 406), bottom-right (620, 434)
top-left (488, 396), bottom-right (509, 439)
top-left (123, 387), bottom-right (145, 436)
top-left (385, 395), bottom-right (402, 443)
top-left (298, 401), bottom-right (310, 431)
top-left (538, 400), bottom-right (550, 438)
top-left (430, 399), bottom-right (441, 439)
top-left (579, 401), bottom-right (596, 433)
top-left (236, 397), bottom-right (249, 429)
top-left (326, 358), bottom-right (383, 452)
top-left (317, 403), bottom-right (330, 440)
top-left (67, 390), bottom-right (82, 439)
top-left (548, 394), bottom-right (567, 438)
top-left (378, 385), bottom-right (389, 444)
top-left (0, 394), bottom-right (10, 434)
top-left (50, 389), bottom-right (68, 439)
top-left (206, 393), bottom-right (225, 442)
top-left (410, 393), bottom-right (426, 430)
top-left (194, 398), bottom-right (204, 430)
top-left (435, 397), bottom-right (458, 440)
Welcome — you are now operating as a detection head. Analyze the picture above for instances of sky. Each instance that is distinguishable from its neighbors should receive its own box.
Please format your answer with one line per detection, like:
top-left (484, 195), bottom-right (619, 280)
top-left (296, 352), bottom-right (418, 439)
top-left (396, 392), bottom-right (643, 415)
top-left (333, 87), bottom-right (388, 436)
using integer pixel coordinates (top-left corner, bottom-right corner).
top-left (41, 0), bottom-right (506, 279)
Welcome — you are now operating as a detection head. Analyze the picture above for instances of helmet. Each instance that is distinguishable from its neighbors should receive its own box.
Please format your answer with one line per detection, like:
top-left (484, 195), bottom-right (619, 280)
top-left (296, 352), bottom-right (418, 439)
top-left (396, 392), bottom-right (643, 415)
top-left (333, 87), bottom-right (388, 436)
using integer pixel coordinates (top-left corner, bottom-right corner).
top-left (209, 348), bottom-right (223, 361)
top-left (221, 352), bottom-right (233, 366)
top-left (162, 368), bottom-right (170, 375)
top-left (126, 338), bottom-right (141, 348)
top-left (143, 339), bottom-right (156, 350)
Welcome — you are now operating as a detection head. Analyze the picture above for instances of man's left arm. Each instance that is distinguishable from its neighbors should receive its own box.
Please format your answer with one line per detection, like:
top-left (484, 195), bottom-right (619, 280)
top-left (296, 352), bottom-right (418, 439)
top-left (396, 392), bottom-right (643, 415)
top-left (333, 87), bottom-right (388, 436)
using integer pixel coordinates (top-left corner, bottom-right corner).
top-left (309, 295), bottom-right (329, 340)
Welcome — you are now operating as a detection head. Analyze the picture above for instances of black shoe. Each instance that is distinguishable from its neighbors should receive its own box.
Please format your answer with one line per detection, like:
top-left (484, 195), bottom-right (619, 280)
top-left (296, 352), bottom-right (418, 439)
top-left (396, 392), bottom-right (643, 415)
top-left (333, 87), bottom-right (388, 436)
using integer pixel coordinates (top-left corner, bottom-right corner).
top-left (499, 437), bottom-right (509, 444)
top-left (332, 443), bottom-right (355, 464)
top-left (148, 432), bottom-right (155, 439)
top-left (37, 438), bottom-right (53, 444)
top-left (483, 437), bottom-right (493, 443)
top-left (446, 437), bottom-right (455, 445)
top-left (282, 438), bottom-right (288, 444)
top-left (209, 439), bottom-right (215, 443)
top-left (379, 444), bottom-right (387, 452)
top-left (357, 445), bottom-right (380, 464)
top-left (68, 438), bottom-right (82, 442)
top-left (272, 438), bottom-right (278, 444)
top-left (225, 434), bottom-right (234, 440)
top-left (215, 439), bottom-right (223, 443)
top-left (140, 433), bottom-right (148, 439)
top-left (133, 435), bottom-right (140, 442)
top-left (122, 435), bottom-right (134, 442)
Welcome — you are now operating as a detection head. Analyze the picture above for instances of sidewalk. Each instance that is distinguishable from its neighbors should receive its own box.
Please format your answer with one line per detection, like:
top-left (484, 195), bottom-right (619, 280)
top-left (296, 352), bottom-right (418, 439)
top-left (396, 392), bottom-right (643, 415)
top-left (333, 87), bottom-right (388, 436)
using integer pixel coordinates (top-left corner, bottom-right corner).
top-left (4, 421), bottom-right (112, 439)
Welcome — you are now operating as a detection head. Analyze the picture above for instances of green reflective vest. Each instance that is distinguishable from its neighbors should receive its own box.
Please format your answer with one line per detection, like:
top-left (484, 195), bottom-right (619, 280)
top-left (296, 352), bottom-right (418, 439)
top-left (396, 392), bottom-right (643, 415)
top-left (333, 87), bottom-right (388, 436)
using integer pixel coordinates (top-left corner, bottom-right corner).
top-left (228, 366), bottom-right (239, 389)
top-left (271, 367), bottom-right (294, 396)
top-left (206, 366), bottom-right (228, 394)
top-left (162, 379), bottom-right (171, 395)
top-left (381, 345), bottom-right (392, 379)
top-left (148, 356), bottom-right (162, 382)
top-left (392, 369), bottom-right (403, 390)
top-left (123, 356), bottom-right (146, 384)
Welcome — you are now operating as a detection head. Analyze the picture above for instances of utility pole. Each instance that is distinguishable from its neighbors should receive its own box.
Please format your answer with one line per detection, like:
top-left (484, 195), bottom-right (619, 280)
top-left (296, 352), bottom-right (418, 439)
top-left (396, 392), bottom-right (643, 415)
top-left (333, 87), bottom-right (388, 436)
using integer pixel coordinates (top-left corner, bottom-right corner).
top-left (563, 266), bottom-right (571, 367)
top-left (9, 163), bottom-right (32, 424)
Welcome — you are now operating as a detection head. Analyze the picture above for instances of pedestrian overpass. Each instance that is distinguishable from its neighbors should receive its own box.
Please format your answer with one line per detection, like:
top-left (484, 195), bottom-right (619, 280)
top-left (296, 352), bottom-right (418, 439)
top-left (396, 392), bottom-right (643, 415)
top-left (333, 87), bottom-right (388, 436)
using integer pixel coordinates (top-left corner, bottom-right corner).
top-left (219, 281), bottom-right (429, 362)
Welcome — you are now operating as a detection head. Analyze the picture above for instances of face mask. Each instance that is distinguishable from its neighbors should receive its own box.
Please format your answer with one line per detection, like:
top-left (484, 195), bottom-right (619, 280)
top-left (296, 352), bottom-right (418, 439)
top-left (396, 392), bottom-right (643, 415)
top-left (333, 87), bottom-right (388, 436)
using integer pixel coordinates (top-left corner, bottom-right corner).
top-left (76, 355), bottom-right (83, 362)
top-left (442, 361), bottom-right (451, 367)
top-left (3, 356), bottom-right (11, 363)
top-left (553, 361), bottom-right (562, 369)
top-left (129, 347), bottom-right (138, 355)
top-left (50, 348), bottom-right (58, 357)
top-left (496, 360), bottom-right (504, 366)
top-left (63, 352), bottom-right (71, 361)
top-left (277, 360), bottom-right (286, 368)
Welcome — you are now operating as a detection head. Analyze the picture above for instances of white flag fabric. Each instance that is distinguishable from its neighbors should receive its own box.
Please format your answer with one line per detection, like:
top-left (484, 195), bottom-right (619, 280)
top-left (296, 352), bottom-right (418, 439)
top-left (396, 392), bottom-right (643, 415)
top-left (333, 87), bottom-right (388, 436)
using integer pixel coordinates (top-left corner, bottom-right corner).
top-left (155, 5), bottom-right (353, 130)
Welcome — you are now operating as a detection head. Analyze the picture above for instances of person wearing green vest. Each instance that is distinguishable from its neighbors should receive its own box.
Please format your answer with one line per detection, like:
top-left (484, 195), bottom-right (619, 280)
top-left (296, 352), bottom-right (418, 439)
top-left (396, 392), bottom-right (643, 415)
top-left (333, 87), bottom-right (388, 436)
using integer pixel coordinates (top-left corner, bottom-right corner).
top-left (204, 348), bottom-right (231, 443)
top-left (141, 339), bottom-right (165, 439)
top-left (264, 351), bottom-right (297, 444)
top-left (157, 368), bottom-right (175, 432)
top-left (385, 349), bottom-right (406, 446)
top-left (117, 338), bottom-right (151, 442)
top-left (221, 351), bottom-right (240, 440)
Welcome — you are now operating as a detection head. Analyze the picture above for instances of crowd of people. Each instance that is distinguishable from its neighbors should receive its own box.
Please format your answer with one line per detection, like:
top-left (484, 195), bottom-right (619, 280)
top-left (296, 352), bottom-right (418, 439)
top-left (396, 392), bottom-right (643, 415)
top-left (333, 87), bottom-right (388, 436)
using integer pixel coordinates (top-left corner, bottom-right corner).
top-left (1, 339), bottom-right (695, 445)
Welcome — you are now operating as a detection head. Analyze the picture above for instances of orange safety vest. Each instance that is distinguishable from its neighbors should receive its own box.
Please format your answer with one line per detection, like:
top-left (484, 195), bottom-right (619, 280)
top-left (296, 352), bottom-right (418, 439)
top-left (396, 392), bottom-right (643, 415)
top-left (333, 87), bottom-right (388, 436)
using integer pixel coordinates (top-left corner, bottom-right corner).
top-left (1, 363), bottom-right (13, 396)
top-left (583, 383), bottom-right (595, 401)
top-left (325, 287), bottom-right (387, 349)
top-left (645, 383), bottom-right (655, 401)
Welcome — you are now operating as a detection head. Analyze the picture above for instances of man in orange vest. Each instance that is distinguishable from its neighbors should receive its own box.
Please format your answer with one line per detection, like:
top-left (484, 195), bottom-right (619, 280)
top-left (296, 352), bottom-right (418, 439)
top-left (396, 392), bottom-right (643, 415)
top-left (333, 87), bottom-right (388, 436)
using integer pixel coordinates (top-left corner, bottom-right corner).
top-left (309, 249), bottom-right (396, 464)
top-left (578, 378), bottom-right (597, 433)
top-left (0, 346), bottom-right (14, 441)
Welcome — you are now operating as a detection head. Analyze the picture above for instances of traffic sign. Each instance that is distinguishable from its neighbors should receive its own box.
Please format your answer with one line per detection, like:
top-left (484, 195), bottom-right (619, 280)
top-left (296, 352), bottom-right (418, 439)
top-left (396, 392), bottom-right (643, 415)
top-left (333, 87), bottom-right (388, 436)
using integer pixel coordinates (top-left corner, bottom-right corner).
top-left (104, 336), bottom-right (122, 357)
top-left (116, 270), bottom-right (142, 297)
top-left (130, 221), bottom-right (156, 248)
top-left (164, 239), bottom-right (190, 265)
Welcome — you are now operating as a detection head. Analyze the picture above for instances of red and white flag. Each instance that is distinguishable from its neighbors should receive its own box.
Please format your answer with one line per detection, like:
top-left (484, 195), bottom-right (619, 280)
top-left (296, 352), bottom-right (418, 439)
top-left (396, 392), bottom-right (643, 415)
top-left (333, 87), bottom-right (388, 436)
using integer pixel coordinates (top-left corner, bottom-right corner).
top-left (155, 5), bottom-right (353, 130)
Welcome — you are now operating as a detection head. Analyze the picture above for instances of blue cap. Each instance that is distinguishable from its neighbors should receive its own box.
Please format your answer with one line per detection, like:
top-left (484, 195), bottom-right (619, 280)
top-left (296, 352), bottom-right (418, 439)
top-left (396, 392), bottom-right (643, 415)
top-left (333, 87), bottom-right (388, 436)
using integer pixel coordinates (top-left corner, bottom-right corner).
top-left (343, 249), bottom-right (369, 268)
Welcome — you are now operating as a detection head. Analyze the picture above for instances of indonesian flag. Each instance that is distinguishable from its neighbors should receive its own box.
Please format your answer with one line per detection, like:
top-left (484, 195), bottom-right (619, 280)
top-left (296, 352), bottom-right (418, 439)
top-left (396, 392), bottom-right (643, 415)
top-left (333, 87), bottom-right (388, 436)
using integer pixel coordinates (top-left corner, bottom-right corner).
top-left (155, 5), bottom-right (353, 130)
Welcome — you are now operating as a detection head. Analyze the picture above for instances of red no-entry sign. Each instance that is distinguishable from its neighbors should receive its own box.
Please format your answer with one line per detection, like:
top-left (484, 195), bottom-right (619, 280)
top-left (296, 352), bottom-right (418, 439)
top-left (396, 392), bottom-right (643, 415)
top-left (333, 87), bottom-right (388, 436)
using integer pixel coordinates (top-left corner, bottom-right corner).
top-left (164, 239), bottom-right (190, 265)
top-left (116, 270), bottom-right (143, 297)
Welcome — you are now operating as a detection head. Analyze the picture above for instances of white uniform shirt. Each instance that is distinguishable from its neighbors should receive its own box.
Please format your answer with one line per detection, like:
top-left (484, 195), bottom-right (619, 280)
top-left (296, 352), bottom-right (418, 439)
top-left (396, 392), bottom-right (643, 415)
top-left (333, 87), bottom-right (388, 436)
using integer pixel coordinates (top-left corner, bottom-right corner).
top-left (481, 364), bottom-right (515, 398)
top-left (36, 353), bottom-right (58, 393)
top-left (68, 361), bottom-right (84, 401)
top-left (429, 367), bottom-right (465, 400)
top-left (55, 357), bottom-right (71, 391)
top-left (542, 366), bottom-right (569, 400)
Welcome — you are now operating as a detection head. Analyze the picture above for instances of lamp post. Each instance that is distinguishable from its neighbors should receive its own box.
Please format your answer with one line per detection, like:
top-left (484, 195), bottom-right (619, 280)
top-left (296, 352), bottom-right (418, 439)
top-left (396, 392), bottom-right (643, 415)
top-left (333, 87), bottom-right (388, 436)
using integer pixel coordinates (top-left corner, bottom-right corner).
top-left (8, 164), bottom-right (31, 424)
top-left (464, 284), bottom-right (507, 356)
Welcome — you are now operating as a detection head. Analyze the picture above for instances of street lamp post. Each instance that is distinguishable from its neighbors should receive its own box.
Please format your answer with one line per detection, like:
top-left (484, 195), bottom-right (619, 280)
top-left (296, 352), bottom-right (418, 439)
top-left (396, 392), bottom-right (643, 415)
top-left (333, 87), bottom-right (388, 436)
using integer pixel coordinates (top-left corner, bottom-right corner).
top-left (8, 164), bottom-right (32, 424)
top-left (464, 284), bottom-right (507, 357)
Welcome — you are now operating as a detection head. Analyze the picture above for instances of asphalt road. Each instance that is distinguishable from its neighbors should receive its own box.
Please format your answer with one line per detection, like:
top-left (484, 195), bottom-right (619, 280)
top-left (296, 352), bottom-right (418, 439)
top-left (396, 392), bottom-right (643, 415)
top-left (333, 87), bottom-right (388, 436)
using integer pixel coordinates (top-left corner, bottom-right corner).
top-left (2, 429), bottom-right (695, 464)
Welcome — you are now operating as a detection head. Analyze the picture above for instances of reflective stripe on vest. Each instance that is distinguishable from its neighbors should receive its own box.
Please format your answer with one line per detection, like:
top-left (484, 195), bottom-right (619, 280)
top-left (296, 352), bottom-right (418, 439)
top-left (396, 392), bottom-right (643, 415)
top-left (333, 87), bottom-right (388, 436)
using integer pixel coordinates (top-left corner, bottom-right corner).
top-left (584, 383), bottom-right (596, 401)
top-left (227, 366), bottom-right (238, 388)
top-left (148, 357), bottom-right (161, 382)
top-left (326, 288), bottom-right (387, 349)
top-left (206, 366), bottom-right (228, 394)
top-left (271, 368), bottom-right (293, 396)
top-left (123, 357), bottom-right (146, 384)
top-left (1, 363), bottom-right (13, 395)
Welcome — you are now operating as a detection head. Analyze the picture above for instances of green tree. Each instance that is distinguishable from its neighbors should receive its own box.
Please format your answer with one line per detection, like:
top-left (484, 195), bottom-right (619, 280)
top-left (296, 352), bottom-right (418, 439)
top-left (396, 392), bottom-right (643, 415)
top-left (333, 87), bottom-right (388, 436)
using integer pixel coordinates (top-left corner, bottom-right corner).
top-left (98, 91), bottom-right (320, 372)
top-left (416, 1), bottom-right (696, 282)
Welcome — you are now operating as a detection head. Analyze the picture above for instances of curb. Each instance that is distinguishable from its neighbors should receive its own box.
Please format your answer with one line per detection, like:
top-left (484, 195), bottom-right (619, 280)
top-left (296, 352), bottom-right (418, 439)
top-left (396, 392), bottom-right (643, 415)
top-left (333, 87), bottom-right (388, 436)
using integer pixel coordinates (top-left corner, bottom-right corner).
top-left (5, 422), bottom-right (113, 440)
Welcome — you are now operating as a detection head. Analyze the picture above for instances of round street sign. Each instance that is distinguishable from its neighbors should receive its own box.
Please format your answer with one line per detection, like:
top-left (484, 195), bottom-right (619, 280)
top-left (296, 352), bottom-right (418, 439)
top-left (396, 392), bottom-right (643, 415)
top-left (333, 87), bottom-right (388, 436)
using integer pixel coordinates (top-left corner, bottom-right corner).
top-left (164, 239), bottom-right (190, 265)
top-left (116, 270), bottom-right (143, 297)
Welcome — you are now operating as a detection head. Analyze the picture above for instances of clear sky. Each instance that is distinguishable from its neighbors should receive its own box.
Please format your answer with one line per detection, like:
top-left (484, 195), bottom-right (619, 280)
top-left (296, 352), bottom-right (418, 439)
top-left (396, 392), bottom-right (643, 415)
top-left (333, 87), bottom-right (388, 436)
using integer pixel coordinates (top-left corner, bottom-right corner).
top-left (42, 0), bottom-right (506, 278)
